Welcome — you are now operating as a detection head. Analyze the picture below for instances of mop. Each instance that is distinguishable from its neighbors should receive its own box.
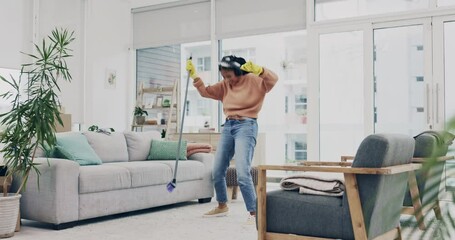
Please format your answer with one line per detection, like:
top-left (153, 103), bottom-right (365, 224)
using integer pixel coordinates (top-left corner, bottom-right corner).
top-left (166, 57), bottom-right (192, 193)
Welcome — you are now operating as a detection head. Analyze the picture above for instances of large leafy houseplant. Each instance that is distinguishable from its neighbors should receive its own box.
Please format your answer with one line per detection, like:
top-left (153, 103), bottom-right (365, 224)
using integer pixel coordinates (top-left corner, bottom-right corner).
top-left (0, 28), bottom-right (74, 196)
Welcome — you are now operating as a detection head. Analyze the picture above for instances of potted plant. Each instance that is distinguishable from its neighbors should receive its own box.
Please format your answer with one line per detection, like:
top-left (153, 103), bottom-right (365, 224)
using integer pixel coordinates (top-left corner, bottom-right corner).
top-left (0, 28), bottom-right (74, 238)
top-left (134, 106), bottom-right (148, 125)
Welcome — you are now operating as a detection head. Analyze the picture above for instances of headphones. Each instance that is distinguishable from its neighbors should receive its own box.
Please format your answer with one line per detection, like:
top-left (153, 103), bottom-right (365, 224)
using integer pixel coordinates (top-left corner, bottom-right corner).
top-left (218, 55), bottom-right (246, 76)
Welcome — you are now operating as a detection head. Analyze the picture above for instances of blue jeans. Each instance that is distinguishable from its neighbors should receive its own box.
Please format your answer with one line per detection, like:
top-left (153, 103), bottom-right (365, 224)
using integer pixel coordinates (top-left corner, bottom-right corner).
top-left (213, 118), bottom-right (258, 212)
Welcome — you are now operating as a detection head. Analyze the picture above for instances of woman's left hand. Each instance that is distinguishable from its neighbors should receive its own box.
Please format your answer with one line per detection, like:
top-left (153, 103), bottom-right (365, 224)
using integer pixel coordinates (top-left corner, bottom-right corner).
top-left (240, 61), bottom-right (263, 76)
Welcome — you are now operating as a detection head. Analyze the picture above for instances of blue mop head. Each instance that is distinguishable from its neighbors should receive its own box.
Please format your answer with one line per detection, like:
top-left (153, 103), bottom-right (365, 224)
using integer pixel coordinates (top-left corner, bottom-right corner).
top-left (166, 179), bottom-right (176, 192)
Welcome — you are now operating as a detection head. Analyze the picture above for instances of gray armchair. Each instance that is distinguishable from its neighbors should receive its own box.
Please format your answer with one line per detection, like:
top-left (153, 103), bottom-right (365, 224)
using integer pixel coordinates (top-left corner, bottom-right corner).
top-left (402, 131), bottom-right (455, 230)
top-left (257, 134), bottom-right (419, 240)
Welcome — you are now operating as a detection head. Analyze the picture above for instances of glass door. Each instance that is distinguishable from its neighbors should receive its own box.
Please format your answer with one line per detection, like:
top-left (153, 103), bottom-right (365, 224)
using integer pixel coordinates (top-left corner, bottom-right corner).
top-left (373, 23), bottom-right (430, 135)
top-left (434, 18), bottom-right (455, 190)
top-left (319, 30), bottom-right (365, 161)
top-left (443, 21), bottom-right (455, 133)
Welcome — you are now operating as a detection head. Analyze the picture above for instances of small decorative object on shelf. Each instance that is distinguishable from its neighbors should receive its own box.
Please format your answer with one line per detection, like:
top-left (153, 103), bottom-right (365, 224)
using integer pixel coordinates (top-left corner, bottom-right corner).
top-left (161, 129), bottom-right (166, 139)
top-left (88, 125), bottom-right (115, 135)
top-left (155, 96), bottom-right (163, 107)
top-left (162, 99), bottom-right (171, 108)
top-left (134, 106), bottom-right (148, 125)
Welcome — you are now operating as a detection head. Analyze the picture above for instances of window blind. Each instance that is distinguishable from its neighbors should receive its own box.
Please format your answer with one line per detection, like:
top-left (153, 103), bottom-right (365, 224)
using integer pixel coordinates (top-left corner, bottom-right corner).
top-left (215, 0), bottom-right (306, 39)
top-left (133, 1), bottom-right (211, 49)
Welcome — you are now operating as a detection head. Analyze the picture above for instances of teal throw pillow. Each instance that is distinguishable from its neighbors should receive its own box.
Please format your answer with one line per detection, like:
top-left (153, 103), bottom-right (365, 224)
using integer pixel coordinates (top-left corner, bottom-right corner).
top-left (148, 140), bottom-right (187, 160)
top-left (42, 142), bottom-right (59, 158)
top-left (55, 134), bottom-right (102, 166)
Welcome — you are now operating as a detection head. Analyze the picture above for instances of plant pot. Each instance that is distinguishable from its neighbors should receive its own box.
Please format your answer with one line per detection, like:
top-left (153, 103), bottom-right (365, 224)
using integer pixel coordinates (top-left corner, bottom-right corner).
top-left (135, 116), bottom-right (146, 125)
top-left (0, 194), bottom-right (21, 238)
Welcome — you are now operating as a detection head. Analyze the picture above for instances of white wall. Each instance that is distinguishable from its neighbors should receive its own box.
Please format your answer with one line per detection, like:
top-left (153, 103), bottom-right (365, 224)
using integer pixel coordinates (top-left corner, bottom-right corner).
top-left (1, 0), bottom-right (166, 133)
top-left (38, 0), bottom-right (85, 124)
top-left (0, 0), bottom-right (33, 69)
top-left (36, 0), bottom-right (133, 131)
top-left (131, 0), bottom-right (179, 9)
top-left (84, 0), bottom-right (132, 131)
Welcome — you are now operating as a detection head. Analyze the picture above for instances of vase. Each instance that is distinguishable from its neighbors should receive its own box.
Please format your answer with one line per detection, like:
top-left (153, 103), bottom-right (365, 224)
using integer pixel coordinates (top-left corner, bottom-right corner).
top-left (135, 116), bottom-right (146, 125)
top-left (0, 194), bottom-right (21, 238)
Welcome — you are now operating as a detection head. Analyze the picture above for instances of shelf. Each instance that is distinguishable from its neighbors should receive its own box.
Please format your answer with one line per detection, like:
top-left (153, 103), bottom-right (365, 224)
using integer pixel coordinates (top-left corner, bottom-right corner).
top-left (143, 106), bottom-right (177, 110)
top-left (142, 87), bottom-right (174, 94)
top-left (135, 80), bottom-right (179, 135)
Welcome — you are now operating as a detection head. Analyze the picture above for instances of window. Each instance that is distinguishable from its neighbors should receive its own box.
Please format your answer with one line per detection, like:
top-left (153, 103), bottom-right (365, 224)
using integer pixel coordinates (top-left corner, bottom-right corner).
top-left (0, 68), bottom-right (21, 115)
top-left (315, 0), bottom-right (429, 21)
top-left (295, 142), bottom-right (307, 160)
top-left (0, 68), bottom-right (23, 134)
top-left (196, 57), bottom-right (211, 72)
top-left (286, 134), bottom-right (307, 163)
top-left (222, 48), bottom-right (256, 62)
top-left (439, 0), bottom-right (455, 6)
top-left (295, 95), bottom-right (307, 116)
top-left (136, 42), bottom-right (217, 134)
top-left (373, 25), bottom-right (425, 136)
top-left (221, 30), bottom-right (308, 165)
top-left (181, 41), bottom-right (216, 132)
top-left (319, 31), bottom-right (364, 161)
top-left (444, 21), bottom-right (455, 126)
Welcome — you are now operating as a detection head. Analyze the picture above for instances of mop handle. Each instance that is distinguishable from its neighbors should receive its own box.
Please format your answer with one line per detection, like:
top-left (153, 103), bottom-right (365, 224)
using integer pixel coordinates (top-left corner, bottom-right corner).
top-left (172, 62), bottom-right (192, 181)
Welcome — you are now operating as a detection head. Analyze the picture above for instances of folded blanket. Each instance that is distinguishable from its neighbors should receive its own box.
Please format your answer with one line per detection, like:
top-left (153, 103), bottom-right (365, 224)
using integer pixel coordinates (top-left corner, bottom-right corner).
top-left (186, 143), bottom-right (212, 157)
top-left (187, 148), bottom-right (211, 157)
top-left (187, 143), bottom-right (212, 151)
top-left (280, 174), bottom-right (345, 197)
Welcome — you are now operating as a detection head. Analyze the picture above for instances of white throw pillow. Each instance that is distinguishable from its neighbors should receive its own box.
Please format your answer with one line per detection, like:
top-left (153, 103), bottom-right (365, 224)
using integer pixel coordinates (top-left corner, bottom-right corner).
top-left (83, 132), bottom-right (129, 163)
top-left (124, 131), bottom-right (162, 161)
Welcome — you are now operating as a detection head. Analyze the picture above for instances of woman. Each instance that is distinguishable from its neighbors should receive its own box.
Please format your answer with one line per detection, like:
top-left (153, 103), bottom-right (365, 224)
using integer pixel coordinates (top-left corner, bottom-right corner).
top-left (186, 55), bottom-right (278, 223)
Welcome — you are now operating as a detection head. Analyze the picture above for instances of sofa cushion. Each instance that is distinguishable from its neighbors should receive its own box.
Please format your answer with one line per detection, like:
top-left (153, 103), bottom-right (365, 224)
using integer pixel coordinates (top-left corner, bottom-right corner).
top-left (79, 164), bottom-right (131, 194)
top-left (106, 162), bottom-right (173, 188)
top-left (83, 132), bottom-right (129, 163)
top-left (148, 140), bottom-right (187, 160)
top-left (266, 190), bottom-right (350, 239)
top-left (124, 131), bottom-right (162, 161)
top-left (35, 132), bottom-right (82, 158)
top-left (55, 133), bottom-right (102, 166)
top-left (154, 160), bottom-right (204, 182)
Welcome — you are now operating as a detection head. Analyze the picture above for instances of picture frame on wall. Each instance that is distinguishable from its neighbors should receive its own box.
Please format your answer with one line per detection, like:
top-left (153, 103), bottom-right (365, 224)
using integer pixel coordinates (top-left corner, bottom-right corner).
top-left (105, 69), bottom-right (117, 89)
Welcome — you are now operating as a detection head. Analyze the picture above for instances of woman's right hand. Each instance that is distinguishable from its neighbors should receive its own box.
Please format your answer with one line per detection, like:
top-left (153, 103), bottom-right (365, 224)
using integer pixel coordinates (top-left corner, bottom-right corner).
top-left (186, 59), bottom-right (199, 80)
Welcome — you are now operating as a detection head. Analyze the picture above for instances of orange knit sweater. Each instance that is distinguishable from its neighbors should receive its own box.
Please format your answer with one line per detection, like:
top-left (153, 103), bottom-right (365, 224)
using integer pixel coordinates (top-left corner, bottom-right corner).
top-left (193, 68), bottom-right (278, 119)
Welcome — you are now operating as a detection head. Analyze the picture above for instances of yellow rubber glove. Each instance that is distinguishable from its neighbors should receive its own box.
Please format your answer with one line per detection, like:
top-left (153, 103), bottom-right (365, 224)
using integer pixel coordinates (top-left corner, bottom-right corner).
top-left (186, 59), bottom-right (198, 80)
top-left (240, 61), bottom-right (263, 76)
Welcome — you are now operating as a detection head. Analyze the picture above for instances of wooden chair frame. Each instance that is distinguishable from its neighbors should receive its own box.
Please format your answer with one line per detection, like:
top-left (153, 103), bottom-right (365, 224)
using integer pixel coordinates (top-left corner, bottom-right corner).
top-left (337, 155), bottom-right (455, 230)
top-left (257, 163), bottom-right (421, 240)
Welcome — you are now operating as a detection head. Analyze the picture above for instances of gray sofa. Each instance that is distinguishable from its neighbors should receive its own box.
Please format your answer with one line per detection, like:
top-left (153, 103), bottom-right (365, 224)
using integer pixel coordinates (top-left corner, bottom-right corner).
top-left (12, 131), bottom-right (214, 229)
